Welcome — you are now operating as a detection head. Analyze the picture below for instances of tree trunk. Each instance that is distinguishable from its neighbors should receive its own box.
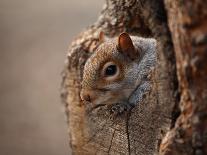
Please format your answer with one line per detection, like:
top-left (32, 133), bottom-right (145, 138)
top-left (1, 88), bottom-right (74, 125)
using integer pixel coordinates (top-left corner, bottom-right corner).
top-left (159, 1), bottom-right (207, 155)
top-left (61, 0), bottom-right (207, 154)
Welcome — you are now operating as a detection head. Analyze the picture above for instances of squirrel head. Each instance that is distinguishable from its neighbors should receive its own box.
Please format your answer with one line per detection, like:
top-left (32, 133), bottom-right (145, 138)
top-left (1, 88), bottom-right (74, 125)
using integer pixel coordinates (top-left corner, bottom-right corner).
top-left (80, 32), bottom-right (141, 106)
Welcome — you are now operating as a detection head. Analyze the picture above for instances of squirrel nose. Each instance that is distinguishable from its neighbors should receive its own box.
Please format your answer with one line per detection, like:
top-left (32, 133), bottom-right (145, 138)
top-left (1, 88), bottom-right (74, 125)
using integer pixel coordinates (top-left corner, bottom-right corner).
top-left (82, 94), bottom-right (91, 102)
top-left (80, 89), bottom-right (94, 102)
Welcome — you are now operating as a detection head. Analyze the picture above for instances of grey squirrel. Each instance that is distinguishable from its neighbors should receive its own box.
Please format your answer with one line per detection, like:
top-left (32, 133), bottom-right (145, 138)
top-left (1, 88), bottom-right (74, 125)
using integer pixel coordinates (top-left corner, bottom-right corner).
top-left (80, 32), bottom-right (157, 115)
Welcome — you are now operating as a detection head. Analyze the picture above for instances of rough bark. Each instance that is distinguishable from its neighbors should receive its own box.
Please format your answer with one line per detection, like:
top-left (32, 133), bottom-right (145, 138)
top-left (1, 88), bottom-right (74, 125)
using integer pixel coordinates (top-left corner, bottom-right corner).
top-left (160, 0), bottom-right (207, 155)
top-left (60, 0), bottom-right (207, 154)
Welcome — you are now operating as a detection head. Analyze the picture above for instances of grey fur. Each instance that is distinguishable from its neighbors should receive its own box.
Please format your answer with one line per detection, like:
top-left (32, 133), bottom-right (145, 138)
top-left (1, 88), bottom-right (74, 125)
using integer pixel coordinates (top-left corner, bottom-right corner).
top-left (111, 37), bottom-right (157, 113)
top-left (81, 35), bottom-right (157, 114)
top-left (128, 37), bottom-right (157, 105)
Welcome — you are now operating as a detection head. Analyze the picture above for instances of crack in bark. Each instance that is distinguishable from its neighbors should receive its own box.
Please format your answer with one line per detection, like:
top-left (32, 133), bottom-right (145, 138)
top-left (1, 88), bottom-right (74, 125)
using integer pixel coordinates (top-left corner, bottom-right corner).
top-left (107, 128), bottom-right (116, 154)
top-left (126, 110), bottom-right (132, 155)
top-left (82, 113), bottom-right (120, 152)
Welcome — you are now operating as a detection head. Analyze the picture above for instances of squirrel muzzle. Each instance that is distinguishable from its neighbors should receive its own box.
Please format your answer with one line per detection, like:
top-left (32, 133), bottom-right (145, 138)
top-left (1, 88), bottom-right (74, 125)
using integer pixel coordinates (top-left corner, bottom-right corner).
top-left (80, 89), bottom-right (97, 103)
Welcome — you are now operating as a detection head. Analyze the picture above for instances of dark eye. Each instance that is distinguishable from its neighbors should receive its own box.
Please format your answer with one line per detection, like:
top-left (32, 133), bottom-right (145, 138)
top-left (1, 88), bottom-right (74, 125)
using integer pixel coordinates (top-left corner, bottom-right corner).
top-left (105, 65), bottom-right (117, 76)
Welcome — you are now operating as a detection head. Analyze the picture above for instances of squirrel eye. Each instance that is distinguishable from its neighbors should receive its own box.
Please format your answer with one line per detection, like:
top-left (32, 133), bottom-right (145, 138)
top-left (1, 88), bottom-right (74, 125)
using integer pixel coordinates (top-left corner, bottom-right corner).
top-left (105, 65), bottom-right (117, 76)
top-left (102, 61), bottom-right (120, 79)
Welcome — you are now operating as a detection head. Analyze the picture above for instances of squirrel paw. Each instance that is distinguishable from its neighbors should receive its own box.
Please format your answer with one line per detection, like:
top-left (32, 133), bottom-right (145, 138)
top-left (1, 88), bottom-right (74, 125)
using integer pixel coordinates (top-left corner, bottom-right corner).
top-left (110, 102), bottom-right (134, 116)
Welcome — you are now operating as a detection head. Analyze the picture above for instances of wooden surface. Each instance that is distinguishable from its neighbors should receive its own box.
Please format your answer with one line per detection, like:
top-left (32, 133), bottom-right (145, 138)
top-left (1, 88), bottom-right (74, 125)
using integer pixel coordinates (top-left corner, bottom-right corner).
top-left (160, 0), bottom-right (207, 154)
top-left (62, 0), bottom-right (178, 154)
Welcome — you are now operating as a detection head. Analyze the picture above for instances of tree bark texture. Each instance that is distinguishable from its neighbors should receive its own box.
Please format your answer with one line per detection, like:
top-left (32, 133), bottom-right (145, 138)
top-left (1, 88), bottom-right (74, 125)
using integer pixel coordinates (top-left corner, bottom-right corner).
top-left (160, 1), bottom-right (207, 155)
top-left (61, 0), bottom-right (206, 154)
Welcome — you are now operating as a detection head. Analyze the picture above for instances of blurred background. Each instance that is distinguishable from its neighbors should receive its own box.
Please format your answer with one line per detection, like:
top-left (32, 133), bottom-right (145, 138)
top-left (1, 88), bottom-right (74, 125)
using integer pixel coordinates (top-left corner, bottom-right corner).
top-left (0, 0), bottom-right (103, 155)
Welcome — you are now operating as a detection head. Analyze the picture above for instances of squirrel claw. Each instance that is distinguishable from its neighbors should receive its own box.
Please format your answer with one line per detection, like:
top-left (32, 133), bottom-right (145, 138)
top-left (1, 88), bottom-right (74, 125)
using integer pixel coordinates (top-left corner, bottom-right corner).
top-left (110, 102), bottom-right (133, 116)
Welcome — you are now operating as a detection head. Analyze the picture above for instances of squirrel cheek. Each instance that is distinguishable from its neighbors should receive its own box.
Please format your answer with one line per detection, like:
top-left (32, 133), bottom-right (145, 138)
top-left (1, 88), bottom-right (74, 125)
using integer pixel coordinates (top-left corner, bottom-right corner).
top-left (110, 89), bottom-right (131, 102)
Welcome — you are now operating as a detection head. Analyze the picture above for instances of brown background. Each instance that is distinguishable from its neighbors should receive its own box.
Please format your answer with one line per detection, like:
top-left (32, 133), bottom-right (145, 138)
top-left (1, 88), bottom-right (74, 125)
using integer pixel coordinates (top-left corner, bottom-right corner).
top-left (0, 0), bottom-right (103, 155)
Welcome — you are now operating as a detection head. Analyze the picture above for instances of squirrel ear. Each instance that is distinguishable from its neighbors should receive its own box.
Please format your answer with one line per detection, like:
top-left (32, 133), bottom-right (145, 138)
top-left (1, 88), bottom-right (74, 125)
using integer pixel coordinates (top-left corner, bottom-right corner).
top-left (118, 32), bottom-right (138, 60)
top-left (99, 31), bottom-right (105, 43)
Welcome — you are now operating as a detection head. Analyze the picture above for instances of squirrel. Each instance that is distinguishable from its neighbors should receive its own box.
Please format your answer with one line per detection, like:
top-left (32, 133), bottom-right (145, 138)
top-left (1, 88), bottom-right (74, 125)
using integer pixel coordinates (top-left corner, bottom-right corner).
top-left (80, 32), bottom-right (157, 115)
